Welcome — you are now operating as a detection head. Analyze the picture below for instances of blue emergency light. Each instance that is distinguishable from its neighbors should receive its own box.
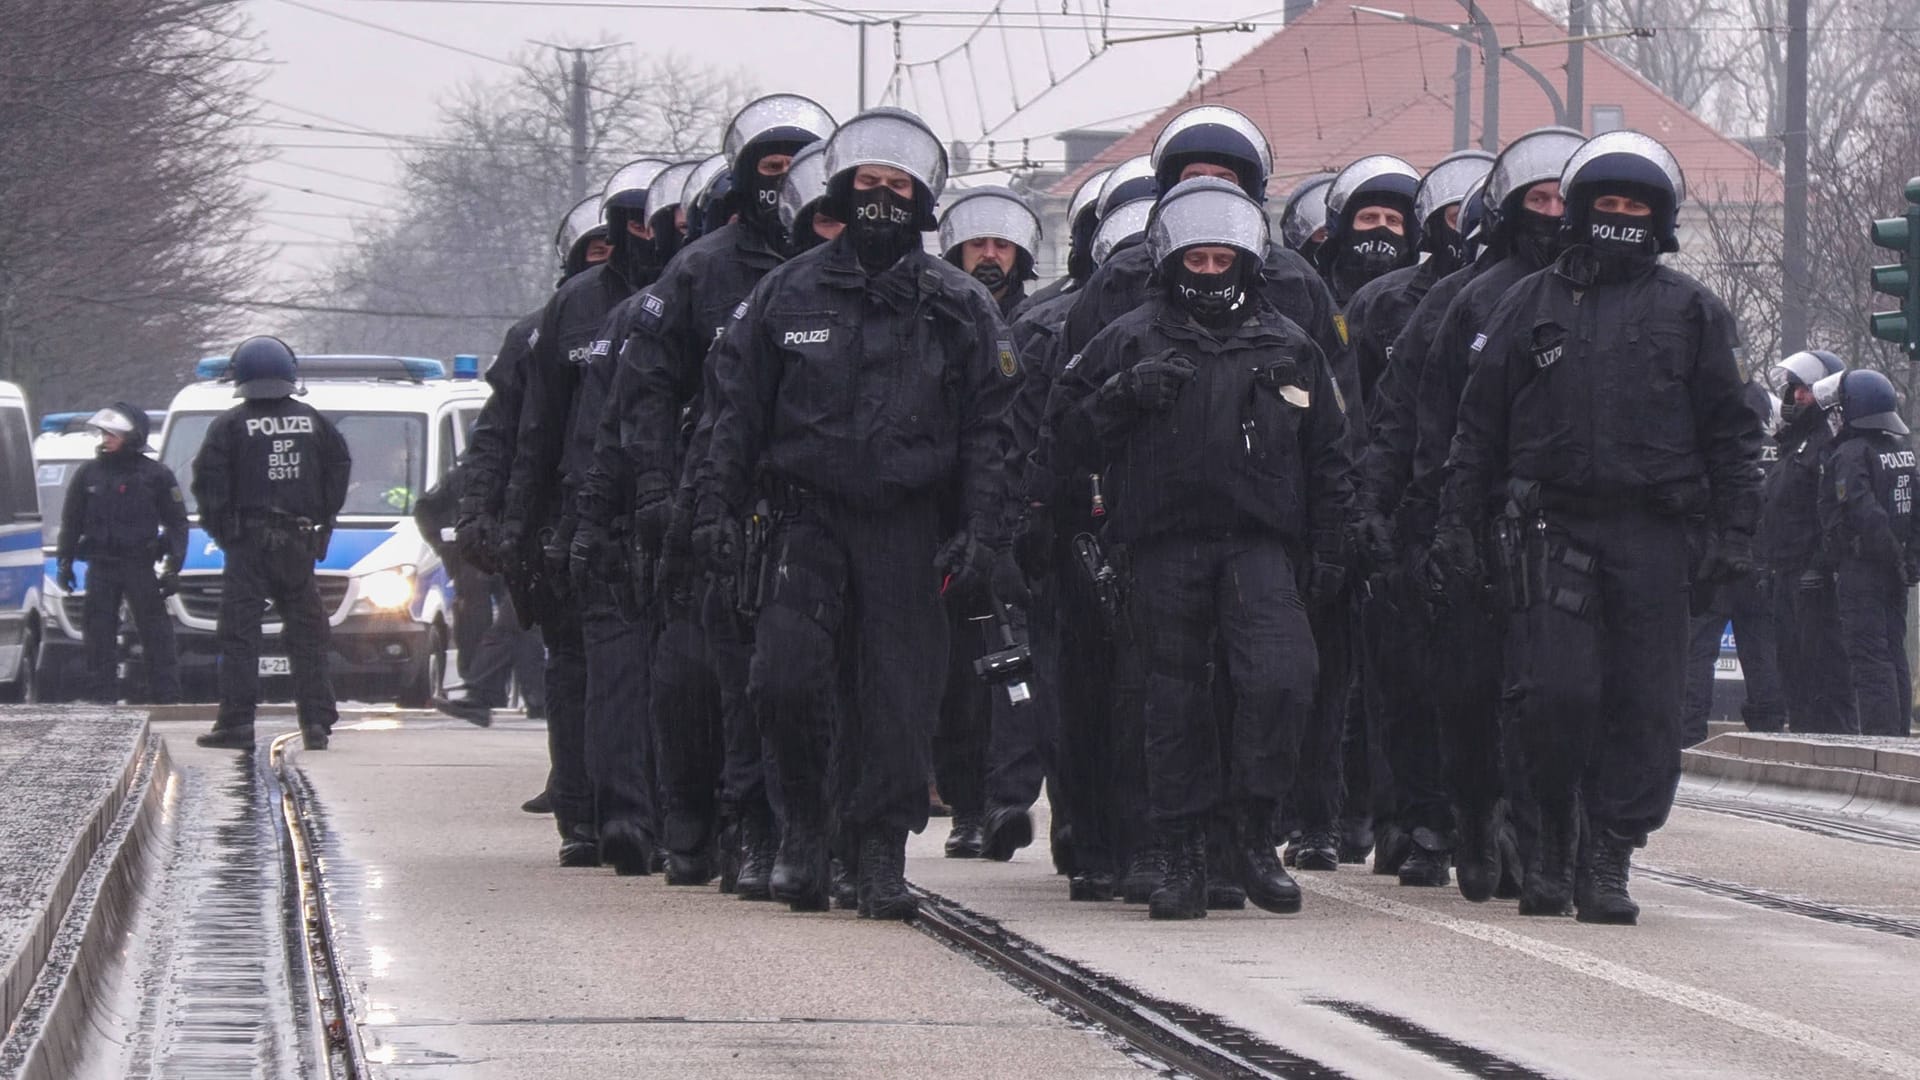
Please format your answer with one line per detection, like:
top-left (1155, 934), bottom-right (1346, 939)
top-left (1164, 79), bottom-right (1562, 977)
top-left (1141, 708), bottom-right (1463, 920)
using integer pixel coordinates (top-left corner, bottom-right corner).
top-left (452, 354), bottom-right (481, 379)
top-left (38, 412), bottom-right (86, 434)
top-left (195, 355), bottom-right (447, 382)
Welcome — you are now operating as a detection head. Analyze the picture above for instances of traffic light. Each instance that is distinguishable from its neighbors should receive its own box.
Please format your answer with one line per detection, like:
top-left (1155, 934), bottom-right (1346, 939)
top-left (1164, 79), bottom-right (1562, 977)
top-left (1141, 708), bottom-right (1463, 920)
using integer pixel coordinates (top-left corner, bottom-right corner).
top-left (1870, 177), bottom-right (1920, 360)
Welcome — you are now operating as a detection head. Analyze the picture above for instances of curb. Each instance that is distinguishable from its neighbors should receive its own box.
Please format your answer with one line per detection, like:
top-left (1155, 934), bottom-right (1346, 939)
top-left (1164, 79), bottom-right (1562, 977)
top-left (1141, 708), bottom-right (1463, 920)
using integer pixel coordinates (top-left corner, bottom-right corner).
top-left (1681, 746), bottom-right (1920, 812)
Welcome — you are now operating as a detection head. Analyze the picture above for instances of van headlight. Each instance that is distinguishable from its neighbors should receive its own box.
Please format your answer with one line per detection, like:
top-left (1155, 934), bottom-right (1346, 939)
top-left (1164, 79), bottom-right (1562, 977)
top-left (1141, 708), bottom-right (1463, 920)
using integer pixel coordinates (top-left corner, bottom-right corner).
top-left (355, 566), bottom-right (416, 612)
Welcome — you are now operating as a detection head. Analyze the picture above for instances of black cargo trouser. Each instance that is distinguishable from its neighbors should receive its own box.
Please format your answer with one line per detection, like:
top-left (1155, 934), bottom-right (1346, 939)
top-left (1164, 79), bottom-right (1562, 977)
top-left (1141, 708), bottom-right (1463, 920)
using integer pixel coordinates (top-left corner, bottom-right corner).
top-left (1682, 574), bottom-right (1785, 744)
top-left (1359, 555), bottom-right (1450, 837)
top-left (1835, 558), bottom-right (1912, 737)
top-left (750, 495), bottom-right (949, 836)
top-left (1504, 509), bottom-right (1690, 845)
top-left (1286, 592), bottom-right (1352, 837)
top-left (933, 603), bottom-right (992, 819)
top-left (1129, 535), bottom-right (1316, 831)
top-left (984, 589), bottom-right (1058, 813)
top-left (1041, 533), bottom-right (1124, 875)
top-left (84, 556), bottom-right (180, 704)
top-left (538, 602), bottom-right (592, 836)
top-left (583, 592), bottom-right (656, 838)
top-left (215, 540), bottom-right (335, 733)
top-left (1774, 567), bottom-right (1858, 734)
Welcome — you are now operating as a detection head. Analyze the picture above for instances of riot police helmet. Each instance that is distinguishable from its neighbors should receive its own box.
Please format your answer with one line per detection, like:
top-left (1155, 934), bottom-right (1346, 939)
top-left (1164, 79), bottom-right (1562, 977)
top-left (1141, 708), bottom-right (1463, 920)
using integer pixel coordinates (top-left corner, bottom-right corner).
top-left (1280, 174), bottom-right (1335, 252)
top-left (1415, 150), bottom-right (1495, 246)
top-left (230, 336), bottom-right (299, 400)
top-left (1485, 126), bottom-right (1586, 221)
top-left (1819, 368), bottom-right (1910, 435)
top-left (822, 106), bottom-right (948, 230)
top-left (1150, 105), bottom-right (1273, 202)
top-left (777, 140), bottom-right (832, 231)
top-left (938, 186), bottom-right (1042, 281)
top-left (1090, 198), bottom-right (1152, 266)
top-left (555, 195), bottom-right (607, 272)
top-left (84, 404), bottom-right (142, 449)
top-left (1560, 129), bottom-right (1686, 253)
top-left (1147, 176), bottom-right (1270, 269)
top-left (1065, 166), bottom-right (1115, 281)
top-left (724, 94), bottom-right (836, 178)
top-left (1774, 348), bottom-right (1847, 391)
top-left (644, 160), bottom-right (701, 232)
top-left (1095, 156), bottom-right (1158, 220)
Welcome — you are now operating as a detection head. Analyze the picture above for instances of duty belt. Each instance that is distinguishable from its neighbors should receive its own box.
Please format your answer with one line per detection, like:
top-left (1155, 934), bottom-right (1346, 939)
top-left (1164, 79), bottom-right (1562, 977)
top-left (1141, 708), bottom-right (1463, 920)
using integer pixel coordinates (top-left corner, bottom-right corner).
top-left (1522, 479), bottom-right (1709, 519)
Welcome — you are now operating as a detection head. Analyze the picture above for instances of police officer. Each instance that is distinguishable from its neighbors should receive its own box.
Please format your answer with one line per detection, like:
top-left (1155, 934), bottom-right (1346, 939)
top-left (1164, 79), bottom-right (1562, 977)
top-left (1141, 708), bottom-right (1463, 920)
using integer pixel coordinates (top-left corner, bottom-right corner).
top-left (933, 185), bottom-right (1046, 858)
top-left (505, 158), bottom-right (672, 867)
top-left (1763, 349), bottom-right (1856, 733)
top-left (610, 94), bottom-right (835, 890)
top-left (1014, 165), bottom-right (1112, 319)
top-left (1317, 155), bottom-right (1422, 308)
top-left (1435, 131), bottom-right (1762, 924)
top-left (453, 194), bottom-right (606, 807)
top-left (56, 403), bottom-right (186, 704)
top-left (1342, 150), bottom-right (1491, 878)
top-left (193, 337), bottom-right (351, 751)
top-left (779, 139), bottom-right (842, 255)
top-left (1043, 176), bottom-right (1351, 919)
top-left (693, 106), bottom-right (1020, 920)
top-left (1385, 127), bottom-right (1587, 897)
top-left (1280, 174), bottom-right (1336, 267)
top-left (1815, 368), bottom-right (1918, 736)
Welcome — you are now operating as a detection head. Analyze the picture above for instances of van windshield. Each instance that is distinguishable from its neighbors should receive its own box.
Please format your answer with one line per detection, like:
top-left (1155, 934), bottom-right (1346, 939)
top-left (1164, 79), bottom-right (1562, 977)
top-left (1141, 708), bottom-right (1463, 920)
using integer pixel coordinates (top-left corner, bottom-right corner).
top-left (162, 411), bottom-right (425, 519)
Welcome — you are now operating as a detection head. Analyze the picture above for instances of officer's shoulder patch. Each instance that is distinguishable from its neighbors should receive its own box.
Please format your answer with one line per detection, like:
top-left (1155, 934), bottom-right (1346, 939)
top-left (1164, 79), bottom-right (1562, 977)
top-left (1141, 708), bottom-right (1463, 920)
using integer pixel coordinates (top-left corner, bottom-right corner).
top-left (1063, 352), bottom-right (1083, 373)
top-left (171, 485), bottom-right (184, 502)
top-left (1332, 313), bottom-right (1350, 347)
top-left (731, 300), bottom-right (750, 320)
top-left (996, 338), bottom-right (1019, 379)
top-left (638, 292), bottom-right (666, 330)
top-left (1470, 332), bottom-right (1488, 353)
top-left (526, 326), bottom-right (541, 348)
top-left (590, 339), bottom-right (612, 357)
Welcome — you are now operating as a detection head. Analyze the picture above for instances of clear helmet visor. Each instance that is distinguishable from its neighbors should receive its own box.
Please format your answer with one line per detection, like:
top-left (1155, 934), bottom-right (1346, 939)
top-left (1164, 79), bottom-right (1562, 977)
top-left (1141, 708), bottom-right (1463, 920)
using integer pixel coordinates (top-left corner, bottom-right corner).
top-left (1459, 176), bottom-right (1491, 241)
top-left (85, 407), bottom-right (135, 438)
top-left (1811, 371), bottom-right (1845, 411)
top-left (724, 94), bottom-right (836, 167)
top-left (778, 141), bottom-right (831, 229)
top-left (603, 157), bottom-right (673, 211)
top-left (645, 161), bottom-right (701, 222)
top-left (1486, 127), bottom-right (1586, 208)
top-left (1560, 130), bottom-right (1686, 205)
top-left (682, 153), bottom-right (728, 208)
top-left (554, 195), bottom-right (603, 260)
top-left (1774, 351), bottom-right (1832, 390)
top-left (1149, 106), bottom-right (1274, 181)
top-left (1068, 167), bottom-right (1115, 226)
top-left (1415, 151), bottom-right (1495, 226)
top-left (824, 109), bottom-right (948, 201)
top-left (1091, 199), bottom-right (1152, 265)
top-left (1326, 155), bottom-right (1419, 220)
top-left (1281, 176), bottom-right (1334, 249)
top-left (1096, 155), bottom-right (1156, 218)
top-left (938, 188), bottom-right (1041, 258)
top-left (1147, 178), bottom-right (1270, 266)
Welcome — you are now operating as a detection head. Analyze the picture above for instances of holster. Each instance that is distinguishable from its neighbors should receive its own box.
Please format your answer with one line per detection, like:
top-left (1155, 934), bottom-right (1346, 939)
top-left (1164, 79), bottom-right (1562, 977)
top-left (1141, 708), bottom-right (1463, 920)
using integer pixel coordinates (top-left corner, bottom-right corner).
top-left (1071, 531), bottom-right (1131, 641)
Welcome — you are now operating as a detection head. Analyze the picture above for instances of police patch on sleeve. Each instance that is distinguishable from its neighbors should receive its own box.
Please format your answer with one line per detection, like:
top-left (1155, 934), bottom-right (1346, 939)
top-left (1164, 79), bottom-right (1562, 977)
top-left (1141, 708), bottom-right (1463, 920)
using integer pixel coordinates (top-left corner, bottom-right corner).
top-left (638, 292), bottom-right (665, 330)
top-left (527, 326), bottom-right (541, 348)
top-left (1063, 353), bottom-right (1083, 373)
top-left (1332, 313), bottom-right (1350, 347)
top-left (1470, 333), bottom-right (1488, 353)
top-left (996, 338), bottom-right (1019, 379)
top-left (731, 300), bottom-right (750, 320)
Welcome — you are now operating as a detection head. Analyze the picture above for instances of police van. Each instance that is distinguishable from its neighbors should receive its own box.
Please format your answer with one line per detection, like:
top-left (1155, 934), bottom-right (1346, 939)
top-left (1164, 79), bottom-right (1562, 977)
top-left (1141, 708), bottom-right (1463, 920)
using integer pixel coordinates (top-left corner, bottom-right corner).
top-left (156, 355), bottom-right (488, 705)
top-left (0, 381), bottom-right (46, 700)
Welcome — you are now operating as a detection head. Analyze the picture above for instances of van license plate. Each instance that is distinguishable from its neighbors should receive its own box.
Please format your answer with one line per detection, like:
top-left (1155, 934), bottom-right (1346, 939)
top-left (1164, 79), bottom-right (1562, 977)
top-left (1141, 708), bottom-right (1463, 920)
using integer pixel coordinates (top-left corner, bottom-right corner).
top-left (259, 656), bottom-right (291, 676)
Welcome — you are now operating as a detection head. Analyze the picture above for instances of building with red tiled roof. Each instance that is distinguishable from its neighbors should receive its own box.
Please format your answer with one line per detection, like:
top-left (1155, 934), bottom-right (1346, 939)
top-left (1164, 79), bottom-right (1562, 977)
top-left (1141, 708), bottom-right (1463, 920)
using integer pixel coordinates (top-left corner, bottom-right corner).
top-left (1051, 0), bottom-right (1779, 212)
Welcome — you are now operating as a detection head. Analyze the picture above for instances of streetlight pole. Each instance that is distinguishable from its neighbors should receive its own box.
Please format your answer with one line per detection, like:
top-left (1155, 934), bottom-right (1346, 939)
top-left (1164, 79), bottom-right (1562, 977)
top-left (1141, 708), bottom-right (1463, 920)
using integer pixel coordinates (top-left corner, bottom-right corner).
top-left (1457, 0), bottom-right (1501, 150)
top-left (1351, 6), bottom-right (1565, 131)
top-left (533, 42), bottom-right (624, 204)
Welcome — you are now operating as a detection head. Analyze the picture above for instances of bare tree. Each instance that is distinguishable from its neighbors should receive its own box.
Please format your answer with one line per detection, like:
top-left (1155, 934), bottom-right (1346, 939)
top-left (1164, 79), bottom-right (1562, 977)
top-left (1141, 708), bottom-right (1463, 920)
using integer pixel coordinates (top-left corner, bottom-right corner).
top-left (0, 0), bottom-right (261, 411)
top-left (292, 48), bottom-right (753, 360)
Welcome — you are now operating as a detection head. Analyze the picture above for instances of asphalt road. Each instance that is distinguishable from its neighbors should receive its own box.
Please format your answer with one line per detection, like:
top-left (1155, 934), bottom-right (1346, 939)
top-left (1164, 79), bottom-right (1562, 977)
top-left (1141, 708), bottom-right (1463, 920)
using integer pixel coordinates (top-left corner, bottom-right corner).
top-left (146, 714), bottom-right (1920, 1080)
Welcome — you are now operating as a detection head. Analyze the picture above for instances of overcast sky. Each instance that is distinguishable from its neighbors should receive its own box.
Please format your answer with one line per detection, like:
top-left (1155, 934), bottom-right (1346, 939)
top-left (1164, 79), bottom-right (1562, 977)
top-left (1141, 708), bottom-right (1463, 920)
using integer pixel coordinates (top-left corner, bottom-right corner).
top-left (246, 1), bottom-right (1295, 283)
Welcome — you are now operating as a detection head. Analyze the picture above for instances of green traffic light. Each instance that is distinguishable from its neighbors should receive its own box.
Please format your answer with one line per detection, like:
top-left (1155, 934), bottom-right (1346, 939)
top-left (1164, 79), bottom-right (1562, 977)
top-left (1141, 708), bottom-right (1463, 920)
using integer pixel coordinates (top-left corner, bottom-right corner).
top-left (1872, 215), bottom-right (1911, 250)
top-left (1874, 263), bottom-right (1910, 297)
top-left (1872, 311), bottom-right (1909, 345)
top-left (1905, 176), bottom-right (1920, 206)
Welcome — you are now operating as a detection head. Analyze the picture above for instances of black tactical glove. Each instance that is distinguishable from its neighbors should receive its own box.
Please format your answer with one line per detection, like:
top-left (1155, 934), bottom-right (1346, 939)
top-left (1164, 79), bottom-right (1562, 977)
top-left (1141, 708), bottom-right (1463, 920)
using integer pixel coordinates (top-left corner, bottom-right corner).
top-left (1695, 530), bottom-right (1756, 587)
top-left (631, 473), bottom-right (675, 554)
top-left (934, 528), bottom-right (989, 597)
top-left (157, 570), bottom-right (180, 597)
top-left (56, 559), bottom-right (76, 593)
top-left (990, 546), bottom-right (1032, 609)
top-left (493, 515), bottom-right (527, 571)
top-left (568, 523), bottom-right (608, 597)
top-left (455, 512), bottom-right (500, 574)
top-left (1012, 504), bottom-right (1055, 580)
top-left (690, 495), bottom-right (744, 574)
top-left (1351, 510), bottom-right (1396, 572)
top-left (1097, 352), bottom-right (1196, 418)
top-left (1428, 522), bottom-right (1483, 593)
top-left (543, 518), bottom-right (575, 590)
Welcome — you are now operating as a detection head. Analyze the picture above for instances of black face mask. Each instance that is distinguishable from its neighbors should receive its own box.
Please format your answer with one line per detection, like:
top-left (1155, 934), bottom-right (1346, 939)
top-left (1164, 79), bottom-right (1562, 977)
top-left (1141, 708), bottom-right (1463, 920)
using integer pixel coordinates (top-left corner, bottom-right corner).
top-left (744, 170), bottom-right (785, 233)
top-left (1514, 209), bottom-right (1566, 266)
top-left (970, 261), bottom-right (1008, 294)
top-left (1330, 226), bottom-right (1406, 298)
top-left (848, 186), bottom-right (920, 272)
top-left (1586, 211), bottom-right (1656, 258)
top-left (1170, 265), bottom-right (1243, 326)
top-left (1428, 221), bottom-right (1463, 272)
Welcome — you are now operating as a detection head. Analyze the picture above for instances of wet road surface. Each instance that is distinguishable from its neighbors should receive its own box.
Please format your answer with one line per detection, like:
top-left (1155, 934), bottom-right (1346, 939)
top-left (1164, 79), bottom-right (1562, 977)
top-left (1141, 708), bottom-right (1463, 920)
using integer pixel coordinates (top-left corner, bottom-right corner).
top-left (107, 715), bottom-right (1920, 1079)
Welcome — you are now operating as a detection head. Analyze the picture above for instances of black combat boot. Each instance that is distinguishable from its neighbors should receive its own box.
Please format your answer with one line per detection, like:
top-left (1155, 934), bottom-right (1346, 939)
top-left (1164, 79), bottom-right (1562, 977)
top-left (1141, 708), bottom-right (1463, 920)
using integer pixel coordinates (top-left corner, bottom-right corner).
top-left (558, 821), bottom-right (601, 868)
top-left (716, 820), bottom-right (741, 894)
top-left (1518, 801), bottom-right (1577, 917)
top-left (301, 726), bottom-right (329, 751)
top-left (1453, 803), bottom-right (1499, 901)
top-left (602, 819), bottom-right (657, 877)
top-left (1148, 829), bottom-right (1207, 920)
top-left (1494, 806), bottom-right (1525, 899)
top-left (1289, 826), bottom-right (1340, 872)
top-left (1371, 822), bottom-right (1412, 876)
top-left (770, 812), bottom-right (830, 912)
top-left (1206, 819), bottom-right (1245, 909)
top-left (1576, 830), bottom-right (1641, 925)
top-left (1069, 870), bottom-right (1116, 901)
top-left (1051, 821), bottom-right (1075, 876)
top-left (735, 810), bottom-right (777, 901)
top-left (830, 855), bottom-right (859, 910)
top-left (1397, 827), bottom-right (1452, 888)
top-left (521, 790), bottom-right (552, 814)
top-left (1119, 844), bottom-right (1167, 904)
top-left (1235, 804), bottom-right (1303, 914)
top-left (980, 805), bottom-right (1033, 862)
top-left (857, 827), bottom-right (918, 921)
top-left (944, 812), bottom-right (985, 858)
top-left (1337, 816), bottom-right (1373, 864)
top-left (195, 725), bottom-right (255, 750)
